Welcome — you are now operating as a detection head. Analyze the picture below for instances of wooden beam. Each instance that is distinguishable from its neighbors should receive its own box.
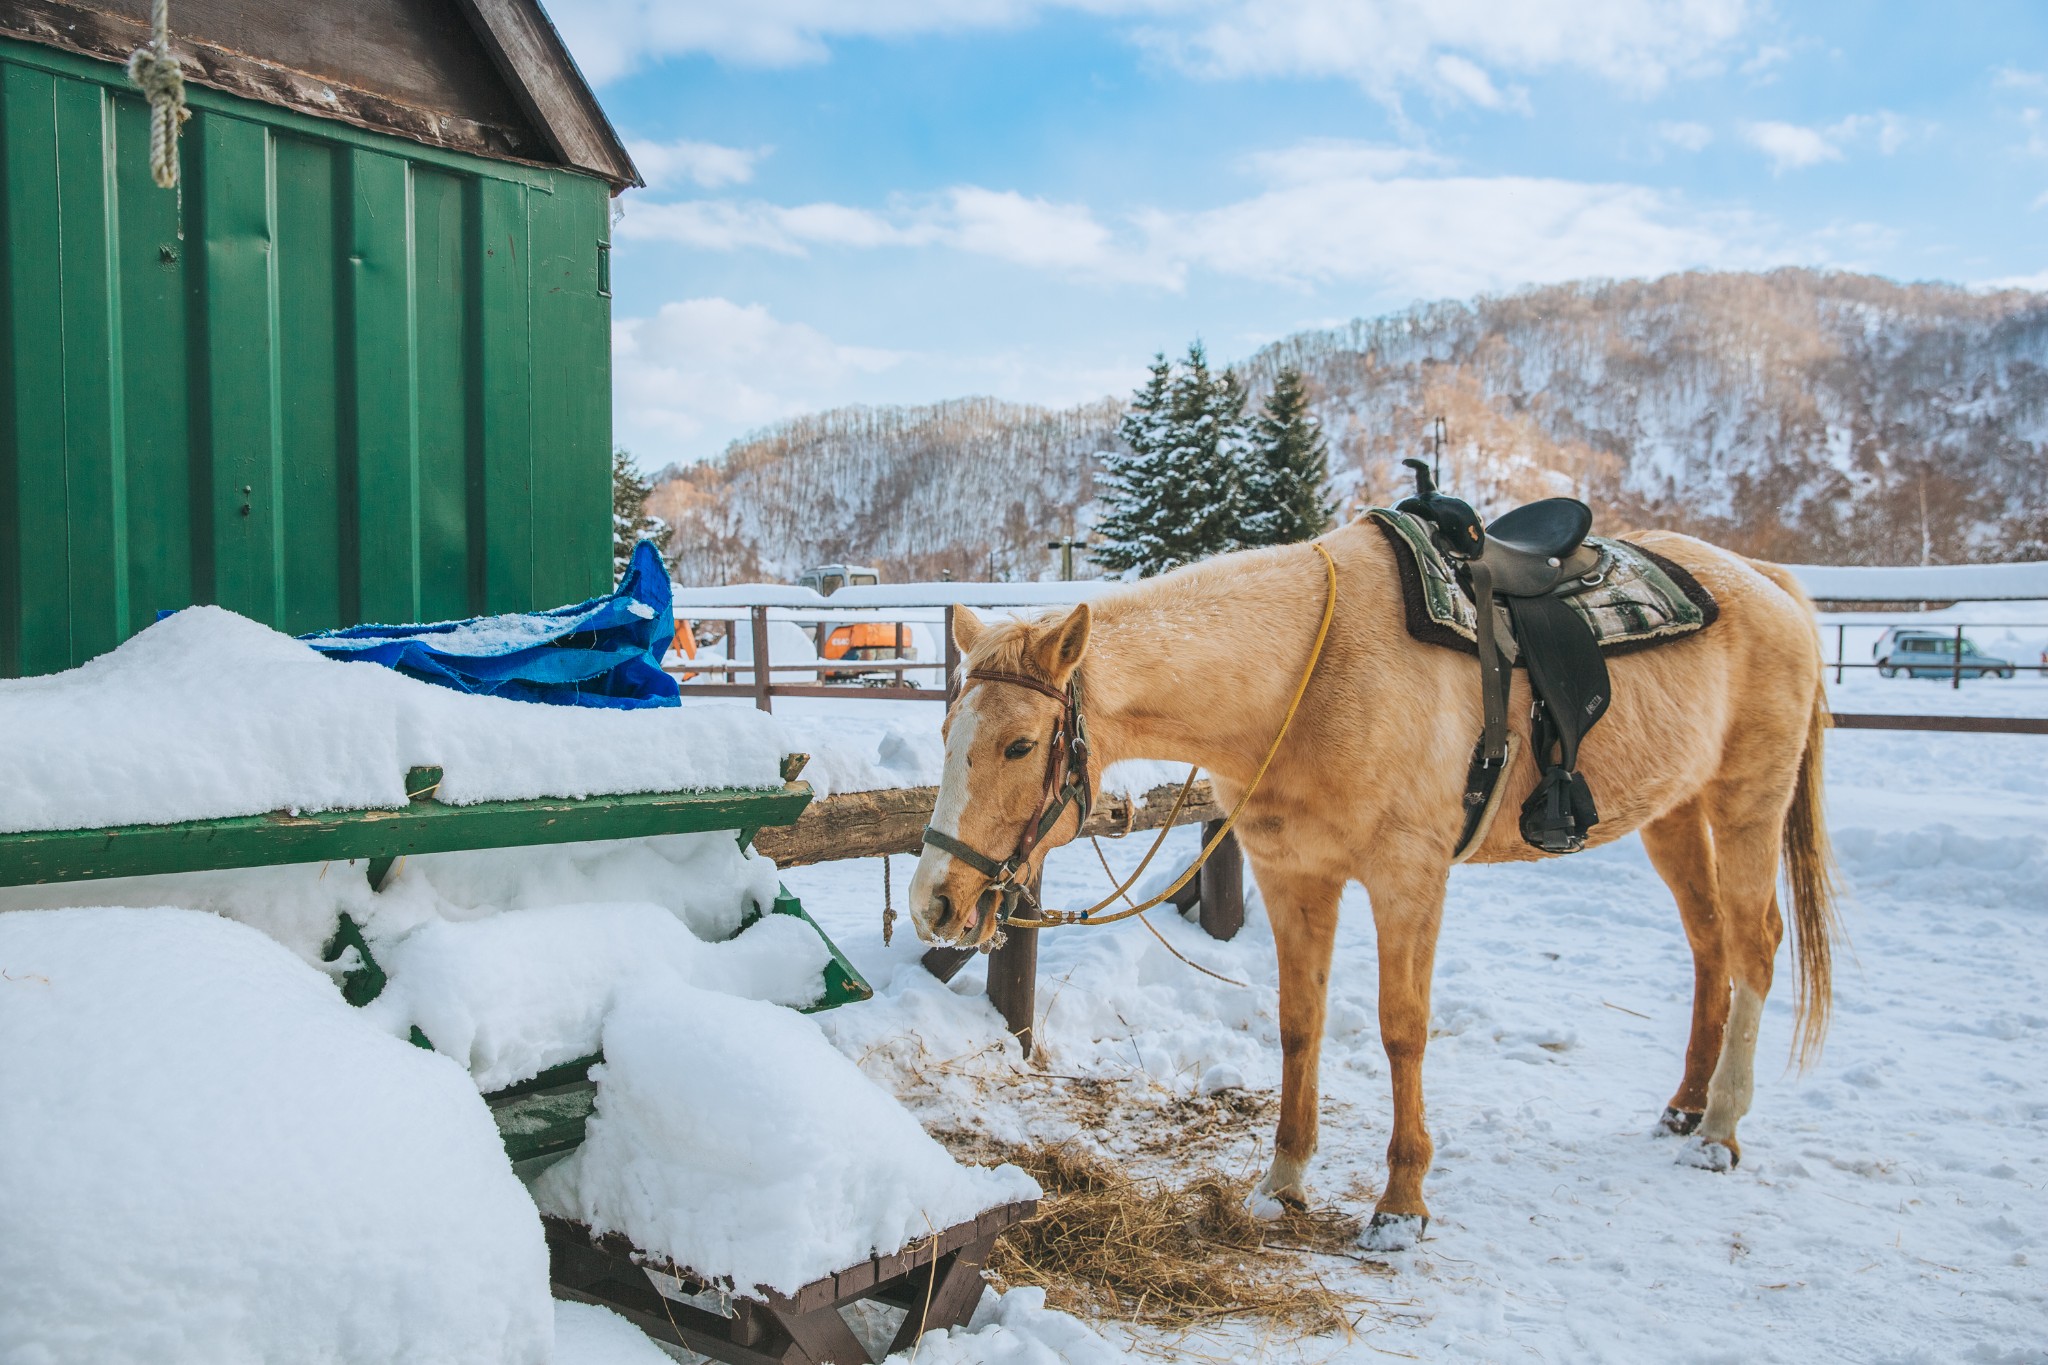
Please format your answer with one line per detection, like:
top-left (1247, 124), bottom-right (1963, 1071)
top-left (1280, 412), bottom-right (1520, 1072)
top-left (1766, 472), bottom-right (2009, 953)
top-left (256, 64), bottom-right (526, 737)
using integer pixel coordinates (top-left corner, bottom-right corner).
top-left (1830, 712), bottom-right (2048, 735)
top-left (0, 781), bottom-right (812, 888)
top-left (1196, 819), bottom-right (1245, 941)
top-left (754, 780), bottom-right (1224, 869)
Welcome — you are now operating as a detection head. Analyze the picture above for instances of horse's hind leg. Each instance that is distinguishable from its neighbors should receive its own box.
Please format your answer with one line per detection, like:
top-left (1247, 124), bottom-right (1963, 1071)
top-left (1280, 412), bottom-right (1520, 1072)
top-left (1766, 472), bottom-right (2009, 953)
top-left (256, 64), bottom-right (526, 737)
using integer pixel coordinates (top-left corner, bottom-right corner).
top-left (1640, 799), bottom-right (1726, 1136)
top-left (1682, 810), bottom-right (1788, 1171)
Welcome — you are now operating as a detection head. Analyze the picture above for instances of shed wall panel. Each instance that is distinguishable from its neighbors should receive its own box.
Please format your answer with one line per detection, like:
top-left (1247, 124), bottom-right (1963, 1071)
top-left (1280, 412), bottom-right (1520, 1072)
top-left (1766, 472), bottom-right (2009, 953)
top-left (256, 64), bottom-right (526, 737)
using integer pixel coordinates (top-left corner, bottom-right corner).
top-left (0, 38), bottom-right (614, 677)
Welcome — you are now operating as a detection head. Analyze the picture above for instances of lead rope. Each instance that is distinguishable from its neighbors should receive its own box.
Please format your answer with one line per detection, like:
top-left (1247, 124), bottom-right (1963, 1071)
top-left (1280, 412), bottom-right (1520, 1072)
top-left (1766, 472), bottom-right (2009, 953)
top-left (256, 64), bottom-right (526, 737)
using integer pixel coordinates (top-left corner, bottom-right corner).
top-left (1088, 833), bottom-right (1248, 987)
top-left (1002, 540), bottom-right (1339, 930)
top-left (126, 0), bottom-right (189, 189)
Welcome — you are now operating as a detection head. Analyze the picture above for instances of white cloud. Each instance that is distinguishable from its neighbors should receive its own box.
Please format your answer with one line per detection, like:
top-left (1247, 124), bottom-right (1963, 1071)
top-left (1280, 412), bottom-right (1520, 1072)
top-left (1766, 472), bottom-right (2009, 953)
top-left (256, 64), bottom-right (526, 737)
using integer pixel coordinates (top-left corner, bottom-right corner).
top-left (1743, 120), bottom-right (1842, 172)
top-left (622, 138), bottom-right (1803, 302)
top-left (1739, 43), bottom-right (1791, 76)
top-left (1742, 112), bottom-right (1923, 172)
top-left (619, 187), bottom-right (1173, 284)
top-left (627, 139), bottom-right (768, 190)
top-left (1982, 267), bottom-right (2048, 291)
top-left (547, 0), bottom-right (1753, 109)
top-left (1142, 161), bottom-right (1764, 298)
top-left (1148, 0), bottom-right (1753, 104)
top-left (1658, 120), bottom-right (1714, 152)
top-left (1993, 67), bottom-right (2047, 92)
top-left (613, 299), bottom-right (903, 451)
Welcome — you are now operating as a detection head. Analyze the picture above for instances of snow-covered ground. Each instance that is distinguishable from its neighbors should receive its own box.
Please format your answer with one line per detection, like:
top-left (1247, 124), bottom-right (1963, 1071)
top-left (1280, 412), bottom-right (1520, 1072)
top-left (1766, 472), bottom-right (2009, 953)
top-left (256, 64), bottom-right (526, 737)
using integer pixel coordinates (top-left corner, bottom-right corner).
top-left (757, 668), bottom-right (2048, 1362)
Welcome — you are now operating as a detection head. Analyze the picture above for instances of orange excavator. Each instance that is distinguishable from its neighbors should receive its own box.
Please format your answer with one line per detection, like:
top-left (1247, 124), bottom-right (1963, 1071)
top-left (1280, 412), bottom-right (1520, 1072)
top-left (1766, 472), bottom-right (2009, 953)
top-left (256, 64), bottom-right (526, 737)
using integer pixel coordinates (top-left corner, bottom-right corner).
top-left (818, 621), bottom-right (916, 683)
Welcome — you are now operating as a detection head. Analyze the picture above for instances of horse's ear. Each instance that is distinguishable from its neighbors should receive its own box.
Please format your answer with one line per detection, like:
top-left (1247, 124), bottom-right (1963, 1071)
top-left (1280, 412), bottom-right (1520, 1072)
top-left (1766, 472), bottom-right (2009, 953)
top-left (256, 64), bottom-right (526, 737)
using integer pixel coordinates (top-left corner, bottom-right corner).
top-left (951, 606), bottom-right (985, 654)
top-left (1031, 603), bottom-right (1091, 685)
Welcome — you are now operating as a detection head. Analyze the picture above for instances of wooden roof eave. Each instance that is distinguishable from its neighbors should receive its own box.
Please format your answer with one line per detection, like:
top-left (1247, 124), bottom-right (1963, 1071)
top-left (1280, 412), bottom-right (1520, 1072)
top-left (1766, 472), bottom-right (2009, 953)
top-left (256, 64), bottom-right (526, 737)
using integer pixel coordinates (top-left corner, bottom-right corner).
top-left (453, 0), bottom-right (643, 193)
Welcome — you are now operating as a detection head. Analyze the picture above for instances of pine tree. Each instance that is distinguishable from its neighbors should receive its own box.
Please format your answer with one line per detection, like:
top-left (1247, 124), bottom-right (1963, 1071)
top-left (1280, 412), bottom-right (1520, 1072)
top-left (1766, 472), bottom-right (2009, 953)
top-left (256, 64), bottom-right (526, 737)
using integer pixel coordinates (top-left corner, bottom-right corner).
top-left (1236, 366), bottom-right (1333, 548)
top-left (612, 447), bottom-right (664, 581)
top-left (1092, 344), bottom-right (1248, 576)
top-left (1091, 354), bottom-right (1177, 575)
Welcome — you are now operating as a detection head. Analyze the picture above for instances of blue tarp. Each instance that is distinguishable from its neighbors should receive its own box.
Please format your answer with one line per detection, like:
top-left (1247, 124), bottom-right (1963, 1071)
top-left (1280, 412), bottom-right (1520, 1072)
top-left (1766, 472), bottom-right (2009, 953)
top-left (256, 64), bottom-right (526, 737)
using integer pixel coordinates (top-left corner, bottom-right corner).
top-left (299, 541), bottom-right (681, 709)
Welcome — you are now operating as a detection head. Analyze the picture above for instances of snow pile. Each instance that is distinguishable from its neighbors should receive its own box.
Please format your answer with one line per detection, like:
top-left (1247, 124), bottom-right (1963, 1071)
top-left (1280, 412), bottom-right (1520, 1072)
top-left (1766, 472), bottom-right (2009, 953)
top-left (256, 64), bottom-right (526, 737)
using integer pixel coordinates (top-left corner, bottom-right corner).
top-left (0, 606), bottom-right (786, 834)
top-left (552, 1302), bottom-right (675, 1365)
top-left (0, 907), bottom-right (551, 1365)
top-left (362, 903), bottom-right (830, 1091)
top-left (532, 980), bottom-right (1040, 1295)
top-left (880, 1288), bottom-right (1133, 1365)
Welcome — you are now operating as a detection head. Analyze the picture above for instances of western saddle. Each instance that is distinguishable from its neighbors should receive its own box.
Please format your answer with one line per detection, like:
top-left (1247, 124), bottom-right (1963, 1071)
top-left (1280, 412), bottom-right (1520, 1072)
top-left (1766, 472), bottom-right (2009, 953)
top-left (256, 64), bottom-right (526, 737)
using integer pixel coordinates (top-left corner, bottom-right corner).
top-left (1396, 458), bottom-right (1612, 855)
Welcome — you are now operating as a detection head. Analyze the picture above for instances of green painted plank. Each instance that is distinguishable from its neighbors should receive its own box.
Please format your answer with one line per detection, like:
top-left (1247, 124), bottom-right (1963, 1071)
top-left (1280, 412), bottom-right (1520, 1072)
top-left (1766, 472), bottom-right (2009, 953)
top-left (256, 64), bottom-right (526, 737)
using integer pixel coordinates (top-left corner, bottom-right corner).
top-left (53, 77), bottom-right (125, 665)
top-left (1, 63), bottom-right (74, 676)
top-left (343, 147), bottom-right (421, 625)
top-left (193, 111), bottom-right (283, 625)
top-left (477, 176), bottom-right (533, 613)
top-left (526, 172), bottom-right (611, 603)
top-left (410, 166), bottom-right (476, 622)
top-left (273, 134), bottom-right (342, 633)
top-left (110, 90), bottom-right (194, 637)
top-left (0, 781), bottom-right (813, 887)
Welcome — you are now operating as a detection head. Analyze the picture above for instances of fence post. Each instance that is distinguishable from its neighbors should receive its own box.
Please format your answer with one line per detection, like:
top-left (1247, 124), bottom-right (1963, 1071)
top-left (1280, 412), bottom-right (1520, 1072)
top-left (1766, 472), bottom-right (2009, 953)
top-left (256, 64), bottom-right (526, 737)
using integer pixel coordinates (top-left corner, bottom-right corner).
top-left (1835, 623), bottom-right (1846, 685)
top-left (1196, 821), bottom-right (1245, 941)
top-left (986, 878), bottom-right (1041, 1057)
top-left (944, 605), bottom-right (960, 705)
top-left (1952, 624), bottom-right (1963, 691)
top-left (751, 606), bottom-right (773, 712)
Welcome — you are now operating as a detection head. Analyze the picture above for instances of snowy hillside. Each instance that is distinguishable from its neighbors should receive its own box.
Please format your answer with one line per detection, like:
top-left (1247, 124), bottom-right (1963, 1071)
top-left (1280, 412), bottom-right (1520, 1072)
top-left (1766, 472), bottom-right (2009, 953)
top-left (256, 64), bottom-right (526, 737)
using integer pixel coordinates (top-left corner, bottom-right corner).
top-left (651, 270), bottom-right (2048, 584)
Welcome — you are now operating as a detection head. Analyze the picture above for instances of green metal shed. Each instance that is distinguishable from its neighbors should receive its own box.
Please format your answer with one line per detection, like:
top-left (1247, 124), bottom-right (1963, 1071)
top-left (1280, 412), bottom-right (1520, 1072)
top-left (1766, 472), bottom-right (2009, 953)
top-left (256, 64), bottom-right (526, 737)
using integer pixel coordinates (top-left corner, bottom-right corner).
top-left (0, 0), bottom-right (642, 677)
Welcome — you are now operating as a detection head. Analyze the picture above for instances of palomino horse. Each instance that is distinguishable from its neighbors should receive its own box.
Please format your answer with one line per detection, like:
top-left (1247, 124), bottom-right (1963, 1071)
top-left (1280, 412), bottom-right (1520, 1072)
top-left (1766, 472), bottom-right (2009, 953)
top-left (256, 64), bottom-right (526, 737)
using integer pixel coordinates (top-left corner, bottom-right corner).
top-left (907, 519), bottom-right (1838, 1248)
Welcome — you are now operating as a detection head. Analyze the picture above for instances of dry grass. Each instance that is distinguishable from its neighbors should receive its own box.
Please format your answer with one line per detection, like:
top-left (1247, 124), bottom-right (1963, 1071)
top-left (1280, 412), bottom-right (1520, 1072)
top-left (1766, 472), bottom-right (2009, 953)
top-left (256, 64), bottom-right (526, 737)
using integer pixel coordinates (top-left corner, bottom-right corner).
top-left (975, 1140), bottom-right (1389, 1338)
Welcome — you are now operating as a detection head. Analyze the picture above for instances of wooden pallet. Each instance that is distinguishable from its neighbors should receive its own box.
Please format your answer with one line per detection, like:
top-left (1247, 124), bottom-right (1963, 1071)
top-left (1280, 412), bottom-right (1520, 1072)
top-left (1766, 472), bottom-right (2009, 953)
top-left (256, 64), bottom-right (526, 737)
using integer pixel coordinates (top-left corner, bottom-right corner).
top-left (544, 1200), bottom-right (1036, 1365)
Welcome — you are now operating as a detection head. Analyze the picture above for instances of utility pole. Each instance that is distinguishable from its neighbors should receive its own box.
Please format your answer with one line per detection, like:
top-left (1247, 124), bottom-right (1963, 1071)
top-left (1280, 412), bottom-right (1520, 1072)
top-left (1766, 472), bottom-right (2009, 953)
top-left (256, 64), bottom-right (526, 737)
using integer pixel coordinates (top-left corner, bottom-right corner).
top-left (1046, 536), bottom-right (1088, 581)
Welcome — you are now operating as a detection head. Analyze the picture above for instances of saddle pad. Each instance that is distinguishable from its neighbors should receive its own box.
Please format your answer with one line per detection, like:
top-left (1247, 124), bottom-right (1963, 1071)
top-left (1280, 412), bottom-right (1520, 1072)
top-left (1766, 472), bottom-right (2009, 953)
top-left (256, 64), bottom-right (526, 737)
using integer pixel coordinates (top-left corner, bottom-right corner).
top-left (1367, 508), bottom-right (1718, 659)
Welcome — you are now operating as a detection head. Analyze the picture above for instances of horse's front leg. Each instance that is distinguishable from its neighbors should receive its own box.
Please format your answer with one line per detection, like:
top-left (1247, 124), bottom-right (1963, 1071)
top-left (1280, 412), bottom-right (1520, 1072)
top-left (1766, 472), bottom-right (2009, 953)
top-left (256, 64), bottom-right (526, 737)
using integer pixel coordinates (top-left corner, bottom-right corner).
top-left (1361, 850), bottom-right (1450, 1250)
top-left (1245, 859), bottom-right (1344, 1214)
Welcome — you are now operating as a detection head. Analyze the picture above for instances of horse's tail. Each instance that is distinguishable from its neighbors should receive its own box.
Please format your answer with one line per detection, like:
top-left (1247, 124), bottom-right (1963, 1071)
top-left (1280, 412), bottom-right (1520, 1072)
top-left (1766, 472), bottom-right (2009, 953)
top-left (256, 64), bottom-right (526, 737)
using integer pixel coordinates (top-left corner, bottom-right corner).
top-left (1756, 560), bottom-right (1842, 1070)
top-left (1784, 682), bottom-right (1840, 1069)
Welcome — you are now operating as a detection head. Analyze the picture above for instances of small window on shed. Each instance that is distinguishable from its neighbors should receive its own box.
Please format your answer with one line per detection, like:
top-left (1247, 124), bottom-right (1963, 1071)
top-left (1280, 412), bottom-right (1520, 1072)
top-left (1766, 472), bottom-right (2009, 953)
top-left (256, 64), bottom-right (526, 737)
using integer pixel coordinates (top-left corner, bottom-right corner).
top-left (597, 241), bottom-right (612, 297)
top-left (852, 573), bottom-right (878, 587)
top-left (821, 574), bottom-right (846, 595)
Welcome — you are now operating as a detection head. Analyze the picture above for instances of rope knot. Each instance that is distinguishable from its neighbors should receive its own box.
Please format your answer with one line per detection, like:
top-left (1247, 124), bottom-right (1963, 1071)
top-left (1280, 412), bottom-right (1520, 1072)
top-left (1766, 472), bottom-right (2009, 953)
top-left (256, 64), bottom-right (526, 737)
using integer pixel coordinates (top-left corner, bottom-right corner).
top-left (126, 0), bottom-right (188, 189)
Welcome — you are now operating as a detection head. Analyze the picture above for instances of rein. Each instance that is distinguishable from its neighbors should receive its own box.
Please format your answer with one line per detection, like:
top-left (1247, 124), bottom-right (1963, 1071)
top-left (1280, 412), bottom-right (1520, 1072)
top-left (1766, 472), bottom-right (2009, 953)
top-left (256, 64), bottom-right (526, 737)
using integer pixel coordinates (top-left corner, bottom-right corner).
top-left (921, 541), bottom-right (1339, 933)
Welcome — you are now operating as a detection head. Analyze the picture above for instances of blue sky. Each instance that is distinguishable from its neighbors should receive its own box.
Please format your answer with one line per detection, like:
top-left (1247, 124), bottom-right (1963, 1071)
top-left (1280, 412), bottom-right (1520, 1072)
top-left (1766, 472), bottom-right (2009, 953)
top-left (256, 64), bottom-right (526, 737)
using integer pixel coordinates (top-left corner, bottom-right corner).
top-left (540, 1), bottom-right (2048, 468)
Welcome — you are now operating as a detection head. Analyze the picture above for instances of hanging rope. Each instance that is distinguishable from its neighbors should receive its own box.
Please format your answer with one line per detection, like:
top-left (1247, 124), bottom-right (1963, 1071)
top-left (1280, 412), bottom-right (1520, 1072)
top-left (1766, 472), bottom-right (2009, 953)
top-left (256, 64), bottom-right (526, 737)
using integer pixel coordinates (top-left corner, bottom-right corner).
top-left (125, 0), bottom-right (189, 189)
top-left (882, 854), bottom-right (897, 947)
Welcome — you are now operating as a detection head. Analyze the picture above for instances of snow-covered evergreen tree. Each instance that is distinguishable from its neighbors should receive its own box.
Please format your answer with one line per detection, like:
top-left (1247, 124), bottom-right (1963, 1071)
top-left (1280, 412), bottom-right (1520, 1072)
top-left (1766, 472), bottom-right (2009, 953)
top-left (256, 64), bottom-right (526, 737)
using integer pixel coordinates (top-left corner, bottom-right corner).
top-left (1237, 365), bottom-right (1334, 547)
top-left (1091, 354), bottom-right (1177, 575)
top-left (612, 447), bottom-right (664, 581)
top-left (1093, 344), bottom-right (1245, 576)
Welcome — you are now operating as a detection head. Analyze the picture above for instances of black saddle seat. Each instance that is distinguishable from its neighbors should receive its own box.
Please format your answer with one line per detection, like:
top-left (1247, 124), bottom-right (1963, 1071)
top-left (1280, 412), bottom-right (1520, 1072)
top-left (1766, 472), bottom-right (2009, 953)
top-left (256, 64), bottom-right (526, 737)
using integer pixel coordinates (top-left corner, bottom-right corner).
top-left (1479, 498), bottom-right (1595, 597)
top-left (1487, 498), bottom-right (1591, 559)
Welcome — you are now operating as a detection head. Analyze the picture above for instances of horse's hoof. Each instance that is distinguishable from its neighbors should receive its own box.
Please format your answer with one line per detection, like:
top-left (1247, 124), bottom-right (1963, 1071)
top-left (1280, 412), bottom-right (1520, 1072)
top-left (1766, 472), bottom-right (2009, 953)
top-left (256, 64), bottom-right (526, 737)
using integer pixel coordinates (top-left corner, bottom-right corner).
top-left (1362, 1211), bottom-right (1427, 1252)
top-left (1657, 1106), bottom-right (1703, 1137)
top-left (1677, 1135), bottom-right (1740, 1171)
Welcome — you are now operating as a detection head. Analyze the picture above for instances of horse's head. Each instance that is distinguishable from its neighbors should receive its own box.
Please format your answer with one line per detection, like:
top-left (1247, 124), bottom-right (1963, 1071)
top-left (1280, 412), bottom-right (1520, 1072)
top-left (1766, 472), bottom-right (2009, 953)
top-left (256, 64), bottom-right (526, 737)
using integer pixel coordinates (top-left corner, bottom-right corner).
top-left (908, 602), bottom-right (1093, 946)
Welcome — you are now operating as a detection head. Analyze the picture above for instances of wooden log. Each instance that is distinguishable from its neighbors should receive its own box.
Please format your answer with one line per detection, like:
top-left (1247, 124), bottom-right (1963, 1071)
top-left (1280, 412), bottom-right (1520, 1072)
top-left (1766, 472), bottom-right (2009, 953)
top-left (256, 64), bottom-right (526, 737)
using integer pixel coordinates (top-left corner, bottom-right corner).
top-left (753, 780), bottom-right (1223, 869)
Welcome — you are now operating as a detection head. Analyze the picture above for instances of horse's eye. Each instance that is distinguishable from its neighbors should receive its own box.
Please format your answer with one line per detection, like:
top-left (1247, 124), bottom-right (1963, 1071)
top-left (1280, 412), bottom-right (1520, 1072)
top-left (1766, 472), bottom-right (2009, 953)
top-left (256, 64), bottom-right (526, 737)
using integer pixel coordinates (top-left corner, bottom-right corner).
top-left (1004, 738), bottom-right (1037, 760)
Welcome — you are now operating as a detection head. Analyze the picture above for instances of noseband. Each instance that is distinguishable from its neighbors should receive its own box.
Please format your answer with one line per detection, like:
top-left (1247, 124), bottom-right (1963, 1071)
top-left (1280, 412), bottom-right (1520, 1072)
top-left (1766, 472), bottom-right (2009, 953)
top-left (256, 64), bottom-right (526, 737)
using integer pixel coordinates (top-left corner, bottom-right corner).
top-left (920, 668), bottom-right (1093, 926)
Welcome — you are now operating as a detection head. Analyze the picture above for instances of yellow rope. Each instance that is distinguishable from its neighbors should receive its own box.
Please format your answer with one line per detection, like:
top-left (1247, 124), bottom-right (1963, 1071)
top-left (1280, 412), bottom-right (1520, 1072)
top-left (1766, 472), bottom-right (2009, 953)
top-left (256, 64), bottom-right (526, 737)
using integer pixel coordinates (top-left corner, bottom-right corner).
top-left (125, 0), bottom-right (188, 189)
top-left (1003, 540), bottom-right (1339, 929)
top-left (1089, 833), bottom-right (1250, 987)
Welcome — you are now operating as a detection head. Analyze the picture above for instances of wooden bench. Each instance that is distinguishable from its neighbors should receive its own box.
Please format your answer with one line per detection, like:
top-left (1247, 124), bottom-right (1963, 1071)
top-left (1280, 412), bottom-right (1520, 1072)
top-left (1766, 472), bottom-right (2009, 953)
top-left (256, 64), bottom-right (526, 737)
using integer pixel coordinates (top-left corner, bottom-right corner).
top-left (545, 1200), bottom-right (1037, 1365)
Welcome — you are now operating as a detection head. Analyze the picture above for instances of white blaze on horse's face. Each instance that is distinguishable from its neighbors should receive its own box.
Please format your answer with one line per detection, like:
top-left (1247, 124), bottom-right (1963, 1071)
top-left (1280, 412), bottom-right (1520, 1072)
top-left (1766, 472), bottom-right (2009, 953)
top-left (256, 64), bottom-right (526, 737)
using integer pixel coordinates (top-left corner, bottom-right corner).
top-left (907, 603), bottom-right (1092, 947)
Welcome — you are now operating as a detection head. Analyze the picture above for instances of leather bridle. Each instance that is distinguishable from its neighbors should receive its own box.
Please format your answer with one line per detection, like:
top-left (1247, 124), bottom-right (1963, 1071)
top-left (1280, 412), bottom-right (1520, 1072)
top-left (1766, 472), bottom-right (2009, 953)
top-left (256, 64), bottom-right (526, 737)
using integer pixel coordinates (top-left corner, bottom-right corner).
top-left (920, 667), bottom-right (1093, 927)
